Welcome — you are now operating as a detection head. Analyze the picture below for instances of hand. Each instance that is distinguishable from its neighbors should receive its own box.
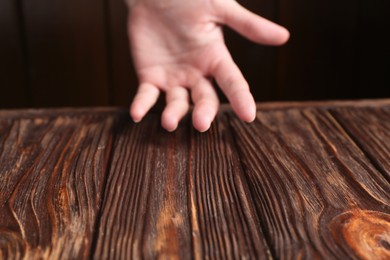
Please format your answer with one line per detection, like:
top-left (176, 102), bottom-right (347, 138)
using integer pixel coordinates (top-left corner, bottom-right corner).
top-left (127, 0), bottom-right (289, 132)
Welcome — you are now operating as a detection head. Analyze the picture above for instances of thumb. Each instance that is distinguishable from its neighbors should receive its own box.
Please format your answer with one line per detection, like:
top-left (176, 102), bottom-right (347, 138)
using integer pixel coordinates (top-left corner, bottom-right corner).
top-left (216, 0), bottom-right (289, 46)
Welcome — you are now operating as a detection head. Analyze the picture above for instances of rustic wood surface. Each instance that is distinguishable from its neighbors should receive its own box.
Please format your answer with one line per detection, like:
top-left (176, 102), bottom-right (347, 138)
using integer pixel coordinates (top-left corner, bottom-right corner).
top-left (0, 111), bottom-right (119, 258)
top-left (0, 100), bottom-right (389, 259)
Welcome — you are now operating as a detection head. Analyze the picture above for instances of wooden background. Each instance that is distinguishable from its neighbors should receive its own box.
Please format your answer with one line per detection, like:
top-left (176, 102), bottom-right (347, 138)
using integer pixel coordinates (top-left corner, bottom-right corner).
top-left (0, 0), bottom-right (389, 109)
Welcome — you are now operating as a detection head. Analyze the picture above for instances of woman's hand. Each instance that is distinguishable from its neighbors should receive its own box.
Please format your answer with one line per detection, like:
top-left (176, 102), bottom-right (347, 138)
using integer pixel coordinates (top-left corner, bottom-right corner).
top-left (127, 0), bottom-right (289, 132)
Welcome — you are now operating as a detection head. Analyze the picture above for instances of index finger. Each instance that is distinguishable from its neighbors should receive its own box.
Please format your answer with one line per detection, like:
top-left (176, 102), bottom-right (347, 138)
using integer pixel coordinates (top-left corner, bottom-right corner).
top-left (211, 51), bottom-right (256, 122)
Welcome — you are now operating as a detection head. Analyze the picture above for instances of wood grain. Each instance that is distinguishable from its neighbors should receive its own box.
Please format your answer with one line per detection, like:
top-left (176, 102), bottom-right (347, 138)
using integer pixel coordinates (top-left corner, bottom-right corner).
top-left (188, 115), bottom-right (271, 258)
top-left (93, 115), bottom-right (193, 259)
top-left (93, 114), bottom-right (272, 259)
top-left (228, 107), bottom-right (390, 258)
top-left (331, 107), bottom-right (390, 182)
top-left (0, 111), bottom-right (118, 258)
top-left (0, 101), bottom-right (389, 259)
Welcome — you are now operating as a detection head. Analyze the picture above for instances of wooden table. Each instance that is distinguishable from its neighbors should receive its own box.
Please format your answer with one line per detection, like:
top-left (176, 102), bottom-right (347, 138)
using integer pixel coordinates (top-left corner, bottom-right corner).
top-left (1, 100), bottom-right (389, 259)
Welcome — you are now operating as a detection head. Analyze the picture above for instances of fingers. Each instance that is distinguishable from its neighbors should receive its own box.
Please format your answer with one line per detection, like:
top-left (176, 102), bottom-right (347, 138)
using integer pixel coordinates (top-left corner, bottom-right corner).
top-left (212, 53), bottom-right (256, 123)
top-left (161, 86), bottom-right (190, 132)
top-left (191, 78), bottom-right (219, 132)
top-left (217, 0), bottom-right (290, 46)
top-left (130, 82), bottom-right (160, 122)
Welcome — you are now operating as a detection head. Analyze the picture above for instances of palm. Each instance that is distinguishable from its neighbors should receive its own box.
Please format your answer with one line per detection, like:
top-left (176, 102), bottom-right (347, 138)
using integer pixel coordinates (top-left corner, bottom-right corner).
top-left (128, 0), bottom-right (289, 132)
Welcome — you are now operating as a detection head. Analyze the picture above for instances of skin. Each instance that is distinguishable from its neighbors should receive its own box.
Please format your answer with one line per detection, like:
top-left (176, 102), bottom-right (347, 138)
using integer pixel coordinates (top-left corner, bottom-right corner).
top-left (127, 0), bottom-right (289, 132)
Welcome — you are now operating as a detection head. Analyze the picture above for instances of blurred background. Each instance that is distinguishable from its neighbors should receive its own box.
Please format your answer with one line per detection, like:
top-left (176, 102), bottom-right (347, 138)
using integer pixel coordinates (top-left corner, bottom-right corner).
top-left (0, 0), bottom-right (389, 108)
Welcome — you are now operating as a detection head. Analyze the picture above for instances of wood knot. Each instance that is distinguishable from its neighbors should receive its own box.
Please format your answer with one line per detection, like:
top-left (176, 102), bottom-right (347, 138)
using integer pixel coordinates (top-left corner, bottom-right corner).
top-left (330, 210), bottom-right (390, 259)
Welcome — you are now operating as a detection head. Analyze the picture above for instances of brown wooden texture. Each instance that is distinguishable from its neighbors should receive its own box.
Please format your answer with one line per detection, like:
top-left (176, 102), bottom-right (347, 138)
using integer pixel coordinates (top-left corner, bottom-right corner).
top-left (0, 110), bottom-right (118, 258)
top-left (93, 115), bottom-right (269, 258)
top-left (331, 107), bottom-right (390, 181)
top-left (188, 116), bottom-right (270, 258)
top-left (229, 107), bottom-right (390, 258)
top-left (93, 115), bottom-right (193, 259)
top-left (0, 100), bottom-right (389, 259)
top-left (0, 0), bottom-right (29, 108)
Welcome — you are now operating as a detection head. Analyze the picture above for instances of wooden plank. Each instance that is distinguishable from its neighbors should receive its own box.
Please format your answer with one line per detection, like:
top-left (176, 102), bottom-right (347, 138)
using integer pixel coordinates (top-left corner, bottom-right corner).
top-left (0, 107), bottom-right (124, 120)
top-left (108, 0), bottom-right (138, 106)
top-left (1, 102), bottom-right (389, 258)
top-left (0, 99), bottom-right (388, 119)
top-left (93, 115), bottom-right (193, 258)
top-left (189, 115), bottom-right (271, 258)
top-left (0, 111), bottom-right (118, 258)
top-left (228, 108), bottom-right (390, 258)
top-left (331, 106), bottom-right (390, 181)
top-left (221, 99), bottom-right (390, 112)
top-left (0, 0), bottom-right (28, 108)
top-left (22, 0), bottom-right (110, 107)
top-left (93, 114), bottom-right (271, 258)
top-left (251, 98), bottom-right (390, 111)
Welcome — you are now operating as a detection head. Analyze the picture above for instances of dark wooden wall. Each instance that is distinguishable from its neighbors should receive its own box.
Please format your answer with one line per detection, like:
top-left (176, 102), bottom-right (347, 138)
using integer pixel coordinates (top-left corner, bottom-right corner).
top-left (1, 0), bottom-right (389, 108)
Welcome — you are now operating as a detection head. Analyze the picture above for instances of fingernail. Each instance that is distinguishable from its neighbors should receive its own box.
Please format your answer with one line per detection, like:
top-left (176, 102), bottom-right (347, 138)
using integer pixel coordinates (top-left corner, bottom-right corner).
top-left (132, 117), bottom-right (141, 123)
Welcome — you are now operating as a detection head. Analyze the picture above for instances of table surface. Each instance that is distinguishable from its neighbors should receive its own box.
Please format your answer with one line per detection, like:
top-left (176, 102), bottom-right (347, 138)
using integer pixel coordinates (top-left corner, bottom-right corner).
top-left (0, 100), bottom-right (389, 259)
